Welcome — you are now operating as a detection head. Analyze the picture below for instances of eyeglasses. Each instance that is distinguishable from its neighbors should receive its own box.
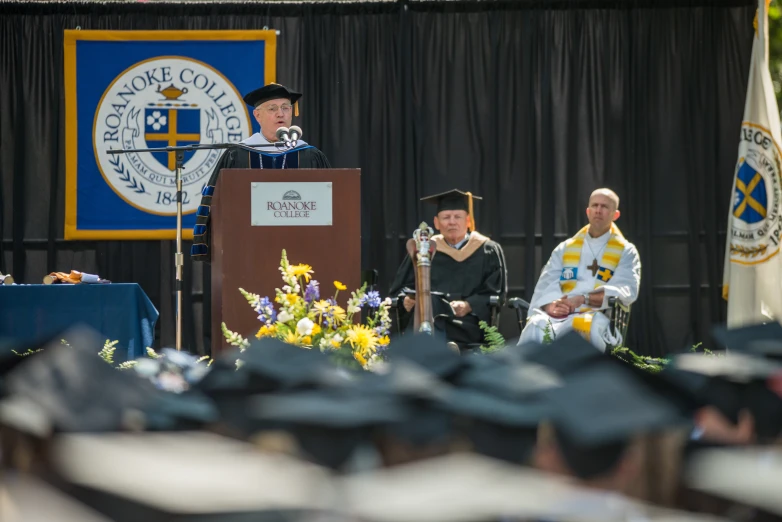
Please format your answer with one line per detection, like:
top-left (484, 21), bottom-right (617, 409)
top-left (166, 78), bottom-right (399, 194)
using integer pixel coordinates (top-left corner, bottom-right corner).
top-left (259, 104), bottom-right (293, 114)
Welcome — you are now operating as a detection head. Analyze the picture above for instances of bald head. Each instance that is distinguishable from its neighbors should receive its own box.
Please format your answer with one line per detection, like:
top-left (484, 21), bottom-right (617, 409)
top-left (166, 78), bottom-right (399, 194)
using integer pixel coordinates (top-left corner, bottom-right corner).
top-left (586, 188), bottom-right (621, 237)
top-left (590, 188), bottom-right (619, 211)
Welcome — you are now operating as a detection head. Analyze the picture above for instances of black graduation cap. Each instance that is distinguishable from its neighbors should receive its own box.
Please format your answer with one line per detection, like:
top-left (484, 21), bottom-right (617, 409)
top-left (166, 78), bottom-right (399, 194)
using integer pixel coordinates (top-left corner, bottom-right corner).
top-left (443, 363), bottom-right (562, 465)
top-left (542, 361), bottom-right (691, 479)
top-left (711, 321), bottom-right (782, 351)
top-left (248, 388), bottom-right (407, 471)
top-left (385, 333), bottom-right (463, 381)
top-left (243, 83), bottom-right (302, 115)
top-left (421, 188), bottom-right (481, 230)
top-left (0, 326), bottom-right (217, 435)
top-left (512, 331), bottom-right (609, 376)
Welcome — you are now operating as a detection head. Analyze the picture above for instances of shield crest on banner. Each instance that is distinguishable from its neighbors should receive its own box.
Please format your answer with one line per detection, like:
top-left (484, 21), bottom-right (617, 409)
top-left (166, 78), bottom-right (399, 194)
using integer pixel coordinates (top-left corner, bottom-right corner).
top-left (144, 106), bottom-right (201, 171)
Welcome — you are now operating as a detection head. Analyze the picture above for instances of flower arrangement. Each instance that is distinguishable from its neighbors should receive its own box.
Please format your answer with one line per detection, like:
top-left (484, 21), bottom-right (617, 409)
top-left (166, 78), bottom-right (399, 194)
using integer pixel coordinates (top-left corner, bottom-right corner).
top-left (222, 250), bottom-right (392, 371)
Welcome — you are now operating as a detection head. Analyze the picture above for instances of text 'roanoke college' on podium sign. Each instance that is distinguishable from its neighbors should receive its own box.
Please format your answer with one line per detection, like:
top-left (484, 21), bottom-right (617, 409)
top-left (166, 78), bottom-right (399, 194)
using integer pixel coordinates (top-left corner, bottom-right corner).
top-left (250, 182), bottom-right (334, 226)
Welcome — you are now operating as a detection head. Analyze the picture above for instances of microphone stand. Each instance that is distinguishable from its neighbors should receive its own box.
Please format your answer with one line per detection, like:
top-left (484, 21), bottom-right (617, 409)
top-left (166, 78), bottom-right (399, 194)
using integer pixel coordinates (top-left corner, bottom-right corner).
top-left (106, 140), bottom-right (298, 351)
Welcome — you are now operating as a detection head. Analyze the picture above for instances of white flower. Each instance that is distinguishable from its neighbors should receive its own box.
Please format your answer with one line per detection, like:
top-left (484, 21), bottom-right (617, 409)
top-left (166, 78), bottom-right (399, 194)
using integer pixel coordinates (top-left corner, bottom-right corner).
top-left (296, 317), bottom-right (314, 336)
top-left (333, 334), bottom-right (343, 343)
top-left (277, 311), bottom-right (293, 323)
top-left (347, 304), bottom-right (360, 314)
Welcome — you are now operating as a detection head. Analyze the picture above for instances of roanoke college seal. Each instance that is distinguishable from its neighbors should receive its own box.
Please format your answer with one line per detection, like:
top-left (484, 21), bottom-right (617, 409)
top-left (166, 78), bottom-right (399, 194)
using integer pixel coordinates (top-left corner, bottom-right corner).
top-left (93, 56), bottom-right (251, 215)
top-left (729, 124), bottom-right (782, 264)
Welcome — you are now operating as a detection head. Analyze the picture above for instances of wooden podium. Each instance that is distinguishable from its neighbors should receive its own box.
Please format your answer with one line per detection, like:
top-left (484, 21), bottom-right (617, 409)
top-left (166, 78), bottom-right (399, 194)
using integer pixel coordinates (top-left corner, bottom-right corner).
top-left (210, 169), bottom-right (361, 355)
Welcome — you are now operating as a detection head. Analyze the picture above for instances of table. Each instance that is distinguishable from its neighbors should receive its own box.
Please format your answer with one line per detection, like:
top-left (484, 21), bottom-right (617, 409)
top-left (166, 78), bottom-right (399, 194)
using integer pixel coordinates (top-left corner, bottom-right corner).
top-left (0, 283), bottom-right (159, 361)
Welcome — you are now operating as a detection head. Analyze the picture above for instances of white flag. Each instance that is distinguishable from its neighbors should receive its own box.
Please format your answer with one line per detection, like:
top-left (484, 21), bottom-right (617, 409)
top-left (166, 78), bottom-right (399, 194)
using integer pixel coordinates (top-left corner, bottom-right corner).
top-left (723, 0), bottom-right (782, 327)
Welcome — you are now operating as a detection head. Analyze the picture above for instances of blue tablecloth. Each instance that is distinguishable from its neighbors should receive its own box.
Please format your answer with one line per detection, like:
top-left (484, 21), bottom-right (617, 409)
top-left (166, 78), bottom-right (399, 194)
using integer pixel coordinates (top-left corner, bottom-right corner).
top-left (0, 283), bottom-right (158, 361)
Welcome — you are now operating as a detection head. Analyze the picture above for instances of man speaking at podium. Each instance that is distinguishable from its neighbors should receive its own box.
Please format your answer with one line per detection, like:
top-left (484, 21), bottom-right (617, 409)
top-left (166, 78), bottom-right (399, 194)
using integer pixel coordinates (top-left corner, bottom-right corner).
top-left (191, 83), bottom-right (331, 262)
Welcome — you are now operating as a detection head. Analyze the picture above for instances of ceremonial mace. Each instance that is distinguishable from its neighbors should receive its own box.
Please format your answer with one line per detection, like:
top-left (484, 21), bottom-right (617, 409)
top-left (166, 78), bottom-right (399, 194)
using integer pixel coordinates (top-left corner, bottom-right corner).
top-left (406, 222), bottom-right (437, 334)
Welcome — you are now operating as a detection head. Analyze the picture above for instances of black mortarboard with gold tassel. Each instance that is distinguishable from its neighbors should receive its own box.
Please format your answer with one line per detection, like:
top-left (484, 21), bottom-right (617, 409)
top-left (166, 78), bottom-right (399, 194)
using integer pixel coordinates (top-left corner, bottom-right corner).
top-left (421, 188), bottom-right (481, 231)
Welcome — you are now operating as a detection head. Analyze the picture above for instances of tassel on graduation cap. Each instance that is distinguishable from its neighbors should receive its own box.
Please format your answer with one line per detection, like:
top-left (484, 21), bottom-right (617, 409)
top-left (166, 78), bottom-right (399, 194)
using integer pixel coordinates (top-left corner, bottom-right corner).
top-left (421, 189), bottom-right (482, 232)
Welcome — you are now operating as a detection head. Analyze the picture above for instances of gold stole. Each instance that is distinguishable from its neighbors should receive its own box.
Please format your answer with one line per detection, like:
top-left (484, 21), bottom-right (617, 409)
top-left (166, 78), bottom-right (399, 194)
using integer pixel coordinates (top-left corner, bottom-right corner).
top-left (559, 223), bottom-right (627, 294)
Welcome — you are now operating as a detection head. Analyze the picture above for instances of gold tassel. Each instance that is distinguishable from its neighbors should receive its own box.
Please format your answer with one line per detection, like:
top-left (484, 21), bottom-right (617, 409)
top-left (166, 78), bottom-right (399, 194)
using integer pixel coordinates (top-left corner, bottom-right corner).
top-left (294, 101), bottom-right (299, 117)
top-left (466, 191), bottom-right (475, 231)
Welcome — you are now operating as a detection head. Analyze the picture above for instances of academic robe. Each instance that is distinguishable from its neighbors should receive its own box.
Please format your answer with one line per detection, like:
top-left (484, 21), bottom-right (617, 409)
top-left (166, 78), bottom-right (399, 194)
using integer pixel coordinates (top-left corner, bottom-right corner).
top-left (518, 230), bottom-right (641, 351)
top-left (190, 133), bottom-right (330, 262)
top-left (388, 231), bottom-right (505, 348)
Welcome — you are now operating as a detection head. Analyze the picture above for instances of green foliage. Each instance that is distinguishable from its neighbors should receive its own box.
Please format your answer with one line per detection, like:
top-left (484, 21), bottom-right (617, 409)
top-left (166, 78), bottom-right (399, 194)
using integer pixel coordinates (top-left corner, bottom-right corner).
top-left (611, 346), bottom-right (668, 373)
top-left (542, 320), bottom-right (555, 345)
top-left (479, 321), bottom-right (506, 354)
top-left (98, 339), bottom-right (119, 365)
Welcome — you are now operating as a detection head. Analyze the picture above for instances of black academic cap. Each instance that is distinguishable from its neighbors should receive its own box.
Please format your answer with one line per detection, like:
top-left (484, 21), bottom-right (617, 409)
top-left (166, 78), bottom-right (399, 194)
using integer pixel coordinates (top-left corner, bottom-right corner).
top-left (249, 388), bottom-right (408, 470)
top-left (385, 333), bottom-right (463, 380)
top-left (544, 362), bottom-right (691, 447)
top-left (513, 331), bottom-right (609, 376)
top-left (421, 188), bottom-right (482, 213)
top-left (0, 326), bottom-right (218, 435)
top-left (243, 83), bottom-right (302, 108)
top-left (711, 321), bottom-right (782, 352)
top-left (49, 432), bottom-right (333, 522)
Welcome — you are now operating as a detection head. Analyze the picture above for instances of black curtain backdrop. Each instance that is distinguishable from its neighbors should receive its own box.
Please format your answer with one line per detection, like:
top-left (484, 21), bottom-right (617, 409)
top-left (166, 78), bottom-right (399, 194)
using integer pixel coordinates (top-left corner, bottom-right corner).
top-left (0, 0), bottom-right (755, 356)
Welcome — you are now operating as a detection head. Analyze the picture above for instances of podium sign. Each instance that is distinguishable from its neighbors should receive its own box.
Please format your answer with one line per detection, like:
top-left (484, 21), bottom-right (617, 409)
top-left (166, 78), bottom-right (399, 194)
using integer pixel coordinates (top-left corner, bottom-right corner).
top-left (250, 182), bottom-right (334, 226)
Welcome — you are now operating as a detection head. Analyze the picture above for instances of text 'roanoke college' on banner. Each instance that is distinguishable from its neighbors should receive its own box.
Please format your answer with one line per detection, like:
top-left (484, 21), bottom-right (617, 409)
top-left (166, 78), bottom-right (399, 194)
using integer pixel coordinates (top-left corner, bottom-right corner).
top-left (64, 30), bottom-right (276, 240)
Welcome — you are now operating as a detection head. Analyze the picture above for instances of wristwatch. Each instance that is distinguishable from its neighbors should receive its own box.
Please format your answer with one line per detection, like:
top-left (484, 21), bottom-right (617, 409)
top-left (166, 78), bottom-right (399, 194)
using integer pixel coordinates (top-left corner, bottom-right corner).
top-left (582, 293), bottom-right (590, 306)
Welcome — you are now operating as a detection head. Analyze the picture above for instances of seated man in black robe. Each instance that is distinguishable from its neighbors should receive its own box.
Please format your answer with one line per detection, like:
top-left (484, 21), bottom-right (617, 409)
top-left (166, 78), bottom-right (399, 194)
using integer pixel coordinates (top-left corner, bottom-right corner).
top-left (191, 83), bottom-right (331, 262)
top-left (388, 189), bottom-right (506, 351)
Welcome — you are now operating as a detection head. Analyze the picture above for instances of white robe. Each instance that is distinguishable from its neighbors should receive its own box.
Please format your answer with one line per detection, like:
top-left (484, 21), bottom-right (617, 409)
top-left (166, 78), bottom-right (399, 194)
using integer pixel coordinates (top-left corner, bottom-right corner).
top-left (518, 230), bottom-right (641, 351)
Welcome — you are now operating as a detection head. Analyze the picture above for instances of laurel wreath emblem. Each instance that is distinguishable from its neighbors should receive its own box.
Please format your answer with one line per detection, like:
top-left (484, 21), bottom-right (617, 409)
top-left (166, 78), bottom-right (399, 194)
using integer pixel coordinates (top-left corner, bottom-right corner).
top-left (108, 155), bottom-right (147, 194)
top-left (730, 243), bottom-right (768, 258)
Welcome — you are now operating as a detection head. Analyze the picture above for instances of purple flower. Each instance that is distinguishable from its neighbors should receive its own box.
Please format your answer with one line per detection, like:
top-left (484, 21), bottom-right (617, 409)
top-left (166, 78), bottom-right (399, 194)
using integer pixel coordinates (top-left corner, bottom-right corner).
top-left (304, 280), bottom-right (320, 303)
top-left (360, 290), bottom-right (382, 309)
top-left (255, 297), bottom-right (276, 324)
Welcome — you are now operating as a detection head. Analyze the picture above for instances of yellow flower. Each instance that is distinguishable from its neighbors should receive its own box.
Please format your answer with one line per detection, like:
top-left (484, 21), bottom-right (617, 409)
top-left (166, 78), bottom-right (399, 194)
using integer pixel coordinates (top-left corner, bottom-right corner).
top-left (312, 300), bottom-right (331, 321)
top-left (346, 324), bottom-right (379, 353)
top-left (287, 264), bottom-right (314, 282)
top-left (311, 323), bottom-right (322, 335)
top-left (354, 351), bottom-right (367, 367)
top-left (283, 330), bottom-right (301, 345)
top-left (301, 335), bottom-right (312, 346)
top-left (330, 339), bottom-right (342, 348)
top-left (285, 293), bottom-right (300, 305)
top-left (331, 305), bottom-right (347, 323)
top-left (256, 324), bottom-right (277, 339)
top-left (378, 335), bottom-right (390, 346)
top-left (334, 281), bottom-right (347, 291)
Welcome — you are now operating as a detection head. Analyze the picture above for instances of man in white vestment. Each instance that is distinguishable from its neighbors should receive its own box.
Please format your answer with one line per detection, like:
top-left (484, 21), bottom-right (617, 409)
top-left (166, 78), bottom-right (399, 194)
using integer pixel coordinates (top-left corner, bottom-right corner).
top-left (518, 189), bottom-right (641, 351)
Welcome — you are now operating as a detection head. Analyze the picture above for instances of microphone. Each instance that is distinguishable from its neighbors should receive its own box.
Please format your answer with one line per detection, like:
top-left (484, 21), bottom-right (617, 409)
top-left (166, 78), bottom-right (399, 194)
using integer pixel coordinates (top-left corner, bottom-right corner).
top-left (275, 126), bottom-right (291, 144)
top-left (288, 125), bottom-right (303, 146)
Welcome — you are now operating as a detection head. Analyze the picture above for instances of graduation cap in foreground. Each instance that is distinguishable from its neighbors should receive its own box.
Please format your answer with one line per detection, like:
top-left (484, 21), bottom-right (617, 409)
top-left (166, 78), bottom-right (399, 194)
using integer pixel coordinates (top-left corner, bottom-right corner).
top-left (543, 361), bottom-right (691, 480)
top-left (248, 388), bottom-right (408, 470)
top-left (49, 432), bottom-right (335, 522)
top-left (512, 331), bottom-right (609, 376)
top-left (421, 189), bottom-right (482, 230)
top-left (1, 473), bottom-right (112, 522)
top-left (243, 83), bottom-right (302, 116)
top-left (338, 452), bottom-right (729, 522)
top-left (684, 447), bottom-right (782, 516)
top-left (711, 322), bottom-right (782, 354)
top-left (0, 326), bottom-right (218, 435)
top-left (384, 333), bottom-right (464, 380)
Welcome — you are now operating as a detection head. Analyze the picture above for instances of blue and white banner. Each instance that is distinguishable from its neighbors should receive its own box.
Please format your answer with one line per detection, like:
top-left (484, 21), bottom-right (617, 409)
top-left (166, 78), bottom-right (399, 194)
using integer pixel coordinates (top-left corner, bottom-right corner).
top-left (722, 0), bottom-right (782, 327)
top-left (64, 30), bottom-right (276, 239)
